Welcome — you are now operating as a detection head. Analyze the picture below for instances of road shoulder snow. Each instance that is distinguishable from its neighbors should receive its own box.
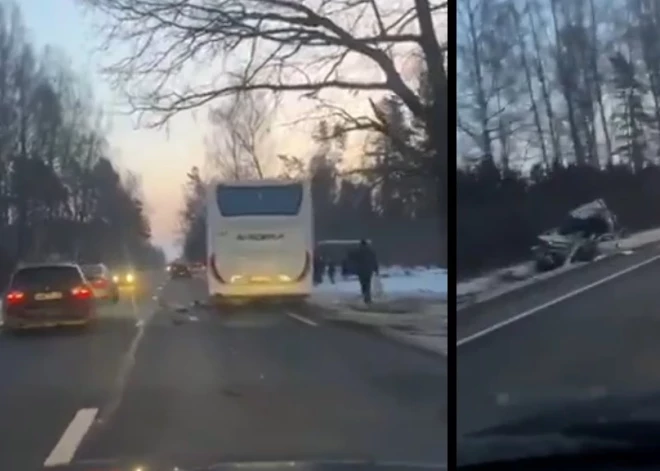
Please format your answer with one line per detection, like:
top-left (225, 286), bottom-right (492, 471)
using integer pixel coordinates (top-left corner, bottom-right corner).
top-left (458, 227), bottom-right (660, 310)
top-left (316, 299), bottom-right (447, 356)
top-left (309, 266), bottom-right (446, 355)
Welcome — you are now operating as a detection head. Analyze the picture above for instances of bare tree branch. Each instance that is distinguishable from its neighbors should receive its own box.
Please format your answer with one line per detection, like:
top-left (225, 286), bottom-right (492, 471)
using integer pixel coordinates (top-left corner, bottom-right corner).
top-left (79, 0), bottom-right (445, 127)
top-left (205, 91), bottom-right (279, 180)
top-left (80, 0), bottom-right (447, 243)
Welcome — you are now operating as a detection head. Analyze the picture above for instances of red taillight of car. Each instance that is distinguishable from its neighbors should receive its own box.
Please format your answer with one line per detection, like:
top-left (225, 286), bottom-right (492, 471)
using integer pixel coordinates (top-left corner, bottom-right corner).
top-left (295, 251), bottom-right (312, 282)
top-left (71, 285), bottom-right (93, 300)
top-left (5, 290), bottom-right (25, 305)
top-left (209, 253), bottom-right (226, 283)
top-left (92, 278), bottom-right (107, 288)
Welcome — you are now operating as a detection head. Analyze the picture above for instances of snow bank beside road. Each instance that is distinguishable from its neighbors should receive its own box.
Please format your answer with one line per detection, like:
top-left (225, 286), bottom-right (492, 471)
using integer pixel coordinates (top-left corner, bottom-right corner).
top-left (601, 227), bottom-right (660, 252)
top-left (311, 267), bottom-right (447, 355)
top-left (313, 266), bottom-right (447, 302)
top-left (458, 226), bottom-right (660, 309)
top-left (317, 297), bottom-right (447, 355)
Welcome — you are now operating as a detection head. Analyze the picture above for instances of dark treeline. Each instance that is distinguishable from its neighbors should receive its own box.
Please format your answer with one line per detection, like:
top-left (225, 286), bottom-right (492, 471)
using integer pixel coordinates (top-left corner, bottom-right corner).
top-left (0, 2), bottom-right (164, 285)
top-left (180, 87), bottom-right (441, 267)
top-left (295, 113), bottom-right (439, 267)
top-left (457, 0), bottom-right (660, 278)
top-left (458, 160), bottom-right (660, 278)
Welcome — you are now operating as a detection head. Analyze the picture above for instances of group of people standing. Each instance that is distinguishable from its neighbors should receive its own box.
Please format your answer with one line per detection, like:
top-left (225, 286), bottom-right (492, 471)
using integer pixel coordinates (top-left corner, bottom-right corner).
top-left (314, 239), bottom-right (379, 304)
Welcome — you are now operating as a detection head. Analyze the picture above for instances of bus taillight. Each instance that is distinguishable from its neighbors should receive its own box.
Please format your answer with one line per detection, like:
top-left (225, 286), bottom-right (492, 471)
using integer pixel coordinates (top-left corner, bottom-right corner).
top-left (209, 253), bottom-right (226, 283)
top-left (295, 250), bottom-right (311, 282)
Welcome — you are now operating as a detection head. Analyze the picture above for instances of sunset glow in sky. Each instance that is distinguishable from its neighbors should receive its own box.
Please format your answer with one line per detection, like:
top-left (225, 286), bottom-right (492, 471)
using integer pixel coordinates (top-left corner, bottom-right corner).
top-left (19, 0), bottom-right (341, 258)
top-left (20, 0), bottom-right (435, 258)
top-left (19, 0), bottom-right (202, 257)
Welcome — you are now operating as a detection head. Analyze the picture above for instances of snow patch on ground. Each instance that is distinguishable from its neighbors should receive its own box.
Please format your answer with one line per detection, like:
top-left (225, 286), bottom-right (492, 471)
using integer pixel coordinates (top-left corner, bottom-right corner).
top-left (311, 266), bottom-right (447, 355)
top-left (313, 266), bottom-right (447, 302)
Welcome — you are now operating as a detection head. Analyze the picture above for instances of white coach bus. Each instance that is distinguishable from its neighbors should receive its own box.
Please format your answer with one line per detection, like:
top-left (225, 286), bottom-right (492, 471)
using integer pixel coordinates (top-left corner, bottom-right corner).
top-left (206, 178), bottom-right (313, 301)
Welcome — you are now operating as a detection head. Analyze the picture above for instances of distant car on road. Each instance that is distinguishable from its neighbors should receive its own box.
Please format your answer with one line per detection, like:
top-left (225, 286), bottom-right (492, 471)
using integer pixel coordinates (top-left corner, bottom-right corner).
top-left (191, 261), bottom-right (205, 271)
top-left (169, 262), bottom-right (192, 279)
top-left (81, 263), bottom-right (119, 303)
top-left (2, 263), bottom-right (97, 330)
top-left (111, 266), bottom-right (138, 289)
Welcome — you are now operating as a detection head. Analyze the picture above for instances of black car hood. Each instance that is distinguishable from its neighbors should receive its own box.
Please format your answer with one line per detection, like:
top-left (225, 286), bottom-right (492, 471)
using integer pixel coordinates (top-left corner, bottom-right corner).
top-left (459, 390), bottom-right (660, 466)
top-left (468, 390), bottom-right (660, 436)
top-left (458, 433), bottom-right (630, 467)
top-left (57, 458), bottom-right (446, 471)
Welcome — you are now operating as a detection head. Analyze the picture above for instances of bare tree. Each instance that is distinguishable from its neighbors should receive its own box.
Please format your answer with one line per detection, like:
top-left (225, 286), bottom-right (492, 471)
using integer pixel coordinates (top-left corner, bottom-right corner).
top-left (0, 1), bottom-right (165, 267)
top-left (80, 0), bottom-right (445, 125)
top-left (80, 0), bottom-right (446, 163)
top-left (79, 0), bottom-right (447, 255)
top-left (205, 91), bottom-right (278, 180)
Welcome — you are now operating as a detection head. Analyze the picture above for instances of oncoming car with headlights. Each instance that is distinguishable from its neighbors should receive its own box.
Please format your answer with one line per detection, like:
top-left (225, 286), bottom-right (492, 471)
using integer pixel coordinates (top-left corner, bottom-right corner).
top-left (112, 267), bottom-right (138, 290)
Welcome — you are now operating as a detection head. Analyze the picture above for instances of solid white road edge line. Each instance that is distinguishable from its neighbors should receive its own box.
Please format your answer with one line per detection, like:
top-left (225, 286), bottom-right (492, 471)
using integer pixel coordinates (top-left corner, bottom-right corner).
top-left (457, 253), bottom-right (660, 347)
top-left (43, 408), bottom-right (98, 467)
top-left (287, 312), bottom-right (318, 326)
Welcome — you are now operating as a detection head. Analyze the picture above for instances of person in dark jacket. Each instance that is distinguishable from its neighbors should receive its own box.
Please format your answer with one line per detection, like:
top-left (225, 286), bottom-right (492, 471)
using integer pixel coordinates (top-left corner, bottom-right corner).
top-left (327, 259), bottom-right (336, 284)
top-left (313, 252), bottom-right (324, 285)
top-left (354, 239), bottom-right (379, 304)
top-left (0, 247), bottom-right (15, 292)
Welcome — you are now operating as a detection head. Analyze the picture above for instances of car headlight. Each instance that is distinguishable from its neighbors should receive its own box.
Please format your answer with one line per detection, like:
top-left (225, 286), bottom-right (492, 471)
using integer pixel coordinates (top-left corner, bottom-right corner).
top-left (126, 273), bottom-right (134, 283)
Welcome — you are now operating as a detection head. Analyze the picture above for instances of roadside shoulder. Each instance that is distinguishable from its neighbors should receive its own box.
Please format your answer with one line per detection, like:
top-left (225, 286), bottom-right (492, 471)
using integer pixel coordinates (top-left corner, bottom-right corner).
top-left (314, 298), bottom-right (447, 356)
top-left (457, 244), bottom-right (660, 342)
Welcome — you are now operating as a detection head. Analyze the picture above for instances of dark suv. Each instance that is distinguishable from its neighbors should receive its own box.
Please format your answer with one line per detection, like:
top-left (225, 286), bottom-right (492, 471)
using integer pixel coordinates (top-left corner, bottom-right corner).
top-left (2, 263), bottom-right (97, 330)
top-left (169, 262), bottom-right (192, 279)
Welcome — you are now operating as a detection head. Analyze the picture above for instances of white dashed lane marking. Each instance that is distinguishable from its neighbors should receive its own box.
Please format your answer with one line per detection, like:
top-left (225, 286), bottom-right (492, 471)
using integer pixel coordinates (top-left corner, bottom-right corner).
top-left (287, 312), bottom-right (318, 326)
top-left (457, 253), bottom-right (660, 346)
top-left (44, 408), bottom-right (98, 467)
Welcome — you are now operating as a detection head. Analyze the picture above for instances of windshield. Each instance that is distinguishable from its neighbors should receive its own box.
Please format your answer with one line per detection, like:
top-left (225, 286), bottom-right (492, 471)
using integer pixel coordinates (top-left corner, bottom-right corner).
top-left (0, 1), bottom-right (447, 470)
top-left (216, 184), bottom-right (303, 217)
top-left (81, 264), bottom-right (104, 278)
top-left (11, 266), bottom-right (82, 287)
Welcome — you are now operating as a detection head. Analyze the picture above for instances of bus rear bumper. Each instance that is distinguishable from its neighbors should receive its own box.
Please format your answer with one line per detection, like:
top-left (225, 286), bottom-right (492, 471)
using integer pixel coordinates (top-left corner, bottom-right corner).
top-left (208, 282), bottom-right (311, 303)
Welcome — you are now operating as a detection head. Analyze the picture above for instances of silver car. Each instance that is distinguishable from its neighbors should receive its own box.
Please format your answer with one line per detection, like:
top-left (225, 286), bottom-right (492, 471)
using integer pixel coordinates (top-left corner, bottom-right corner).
top-left (81, 263), bottom-right (119, 303)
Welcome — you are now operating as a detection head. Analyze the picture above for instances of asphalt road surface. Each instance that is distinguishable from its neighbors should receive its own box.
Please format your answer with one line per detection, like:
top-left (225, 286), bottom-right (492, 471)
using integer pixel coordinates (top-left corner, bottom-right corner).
top-left (0, 271), bottom-right (445, 470)
top-left (458, 244), bottom-right (660, 436)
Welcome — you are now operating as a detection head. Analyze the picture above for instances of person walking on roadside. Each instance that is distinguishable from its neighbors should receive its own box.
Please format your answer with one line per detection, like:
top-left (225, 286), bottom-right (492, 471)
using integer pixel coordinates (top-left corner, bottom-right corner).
top-left (327, 259), bottom-right (336, 284)
top-left (313, 252), bottom-right (324, 284)
top-left (354, 239), bottom-right (379, 304)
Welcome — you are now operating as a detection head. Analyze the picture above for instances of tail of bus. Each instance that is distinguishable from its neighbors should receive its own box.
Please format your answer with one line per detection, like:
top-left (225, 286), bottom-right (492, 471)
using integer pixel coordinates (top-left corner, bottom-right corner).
top-left (205, 178), bottom-right (313, 302)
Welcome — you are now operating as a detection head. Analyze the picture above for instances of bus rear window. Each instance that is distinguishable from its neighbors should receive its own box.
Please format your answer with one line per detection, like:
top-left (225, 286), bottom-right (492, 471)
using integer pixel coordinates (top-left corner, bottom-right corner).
top-left (216, 184), bottom-right (303, 217)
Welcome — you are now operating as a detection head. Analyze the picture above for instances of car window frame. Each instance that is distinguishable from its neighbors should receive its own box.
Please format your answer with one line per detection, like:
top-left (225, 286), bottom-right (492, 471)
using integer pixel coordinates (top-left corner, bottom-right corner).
top-left (10, 265), bottom-right (86, 288)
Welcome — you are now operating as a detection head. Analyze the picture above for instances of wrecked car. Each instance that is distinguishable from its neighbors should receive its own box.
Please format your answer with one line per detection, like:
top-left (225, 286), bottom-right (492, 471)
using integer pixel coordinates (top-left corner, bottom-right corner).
top-left (532, 199), bottom-right (619, 272)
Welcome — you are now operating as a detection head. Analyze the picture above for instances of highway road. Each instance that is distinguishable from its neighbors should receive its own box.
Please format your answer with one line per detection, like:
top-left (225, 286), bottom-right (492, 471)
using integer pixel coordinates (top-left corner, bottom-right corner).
top-left (457, 243), bottom-right (660, 436)
top-left (0, 272), bottom-right (446, 470)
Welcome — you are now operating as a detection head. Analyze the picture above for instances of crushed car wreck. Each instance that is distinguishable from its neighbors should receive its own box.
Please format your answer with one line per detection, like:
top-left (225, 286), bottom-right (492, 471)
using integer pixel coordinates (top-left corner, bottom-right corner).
top-left (532, 199), bottom-right (623, 272)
